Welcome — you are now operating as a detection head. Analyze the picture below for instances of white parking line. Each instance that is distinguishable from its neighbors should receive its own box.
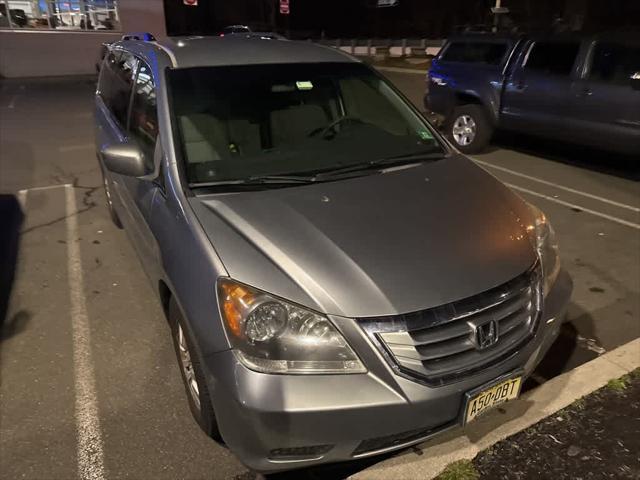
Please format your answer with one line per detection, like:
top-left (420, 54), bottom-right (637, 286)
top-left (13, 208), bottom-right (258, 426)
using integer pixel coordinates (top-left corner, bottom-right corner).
top-left (474, 158), bottom-right (640, 213)
top-left (60, 144), bottom-right (94, 153)
top-left (19, 184), bottom-right (70, 193)
top-left (65, 185), bottom-right (106, 480)
top-left (506, 183), bottom-right (640, 230)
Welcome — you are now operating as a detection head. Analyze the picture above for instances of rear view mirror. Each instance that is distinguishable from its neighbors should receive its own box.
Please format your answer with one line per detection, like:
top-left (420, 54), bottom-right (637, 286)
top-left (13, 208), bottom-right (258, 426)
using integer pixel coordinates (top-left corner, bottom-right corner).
top-left (631, 72), bottom-right (640, 91)
top-left (101, 143), bottom-right (149, 177)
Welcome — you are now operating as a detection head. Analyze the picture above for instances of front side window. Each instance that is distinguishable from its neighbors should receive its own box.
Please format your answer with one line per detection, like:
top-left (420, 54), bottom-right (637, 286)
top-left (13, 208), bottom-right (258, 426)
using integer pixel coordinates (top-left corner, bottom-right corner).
top-left (105, 50), bottom-right (137, 127)
top-left (525, 41), bottom-right (580, 76)
top-left (129, 62), bottom-right (158, 162)
top-left (0, 0), bottom-right (120, 31)
top-left (97, 50), bottom-right (119, 112)
top-left (168, 63), bottom-right (443, 185)
top-left (440, 41), bottom-right (508, 66)
top-left (589, 42), bottom-right (640, 85)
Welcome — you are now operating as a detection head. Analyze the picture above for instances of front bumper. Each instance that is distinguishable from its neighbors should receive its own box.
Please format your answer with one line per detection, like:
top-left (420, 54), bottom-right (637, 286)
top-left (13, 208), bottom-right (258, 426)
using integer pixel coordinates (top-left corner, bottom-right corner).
top-left (203, 269), bottom-right (572, 473)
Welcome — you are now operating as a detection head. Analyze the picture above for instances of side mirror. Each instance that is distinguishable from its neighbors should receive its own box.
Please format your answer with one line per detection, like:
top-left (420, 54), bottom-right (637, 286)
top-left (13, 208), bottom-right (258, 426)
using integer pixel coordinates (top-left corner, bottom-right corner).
top-left (101, 143), bottom-right (149, 177)
top-left (631, 72), bottom-right (640, 91)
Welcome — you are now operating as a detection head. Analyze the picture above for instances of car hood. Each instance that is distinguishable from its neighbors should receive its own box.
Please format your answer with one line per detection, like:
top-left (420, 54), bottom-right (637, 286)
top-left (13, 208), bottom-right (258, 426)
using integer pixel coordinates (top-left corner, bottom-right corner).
top-left (189, 154), bottom-right (537, 318)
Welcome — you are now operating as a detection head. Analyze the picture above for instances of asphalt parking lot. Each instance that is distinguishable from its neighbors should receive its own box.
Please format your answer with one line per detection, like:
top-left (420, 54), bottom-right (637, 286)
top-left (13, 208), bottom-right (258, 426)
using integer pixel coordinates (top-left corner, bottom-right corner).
top-left (0, 72), bottom-right (638, 480)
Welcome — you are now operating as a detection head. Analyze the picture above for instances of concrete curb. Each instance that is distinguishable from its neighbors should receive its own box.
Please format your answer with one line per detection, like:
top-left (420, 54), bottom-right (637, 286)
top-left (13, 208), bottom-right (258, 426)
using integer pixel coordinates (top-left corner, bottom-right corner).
top-left (375, 66), bottom-right (428, 75)
top-left (354, 338), bottom-right (640, 480)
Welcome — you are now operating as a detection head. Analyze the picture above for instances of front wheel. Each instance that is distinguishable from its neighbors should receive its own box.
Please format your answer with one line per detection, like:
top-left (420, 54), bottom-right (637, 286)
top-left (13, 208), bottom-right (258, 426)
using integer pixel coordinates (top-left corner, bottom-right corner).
top-left (169, 297), bottom-right (222, 441)
top-left (448, 105), bottom-right (493, 154)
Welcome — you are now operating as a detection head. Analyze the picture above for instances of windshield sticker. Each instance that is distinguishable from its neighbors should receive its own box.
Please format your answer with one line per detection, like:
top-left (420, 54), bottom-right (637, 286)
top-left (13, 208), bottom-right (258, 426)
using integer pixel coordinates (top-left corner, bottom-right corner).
top-left (296, 80), bottom-right (314, 91)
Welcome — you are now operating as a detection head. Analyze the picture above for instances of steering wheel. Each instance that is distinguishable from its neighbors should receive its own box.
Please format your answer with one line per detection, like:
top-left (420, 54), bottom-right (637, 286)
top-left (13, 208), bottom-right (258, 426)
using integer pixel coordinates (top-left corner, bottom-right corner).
top-left (308, 116), bottom-right (365, 139)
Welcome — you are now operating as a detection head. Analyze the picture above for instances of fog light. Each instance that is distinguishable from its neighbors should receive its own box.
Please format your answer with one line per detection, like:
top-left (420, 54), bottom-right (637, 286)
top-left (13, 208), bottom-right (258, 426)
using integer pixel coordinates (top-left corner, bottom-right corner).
top-left (268, 444), bottom-right (333, 460)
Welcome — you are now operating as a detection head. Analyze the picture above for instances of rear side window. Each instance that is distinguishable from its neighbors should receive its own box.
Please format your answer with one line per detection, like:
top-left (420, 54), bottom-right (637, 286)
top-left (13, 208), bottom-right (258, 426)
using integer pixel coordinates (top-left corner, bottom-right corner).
top-left (589, 43), bottom-right (640, 85)
top-left (129, 62), bottom-right (158, 162)
top-left (440, 41), bottom-right (508, 65)
top-left (525, 42), bottom-right (580, 76)
top-left (98, 50), bottom-right (138, 128)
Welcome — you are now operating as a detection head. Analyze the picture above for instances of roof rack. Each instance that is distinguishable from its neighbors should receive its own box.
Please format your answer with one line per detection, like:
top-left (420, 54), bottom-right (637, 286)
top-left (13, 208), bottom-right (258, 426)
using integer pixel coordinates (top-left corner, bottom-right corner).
top-left (121, 32), bottom-right (156, 42)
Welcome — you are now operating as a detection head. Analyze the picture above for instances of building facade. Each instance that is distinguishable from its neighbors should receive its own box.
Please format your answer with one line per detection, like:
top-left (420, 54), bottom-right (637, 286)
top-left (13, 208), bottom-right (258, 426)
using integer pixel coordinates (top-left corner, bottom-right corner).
top-left (0, 0), bottom-right (165, 77)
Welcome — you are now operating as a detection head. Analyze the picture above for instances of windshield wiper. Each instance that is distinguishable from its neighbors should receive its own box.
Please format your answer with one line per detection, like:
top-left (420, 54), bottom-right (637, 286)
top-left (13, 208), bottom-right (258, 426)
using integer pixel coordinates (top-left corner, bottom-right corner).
top-left (190, 174), bottom-right (317, 189)
top-left (190, 151), bottom-right (444, 188)
top-left (312, 151), bottom-right (445, 180)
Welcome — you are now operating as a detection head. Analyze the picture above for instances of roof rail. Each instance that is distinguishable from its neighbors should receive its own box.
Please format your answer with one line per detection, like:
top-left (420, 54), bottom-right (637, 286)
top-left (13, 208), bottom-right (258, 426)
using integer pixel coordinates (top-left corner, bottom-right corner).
top-left (121, 32), bottom-right (156, 42)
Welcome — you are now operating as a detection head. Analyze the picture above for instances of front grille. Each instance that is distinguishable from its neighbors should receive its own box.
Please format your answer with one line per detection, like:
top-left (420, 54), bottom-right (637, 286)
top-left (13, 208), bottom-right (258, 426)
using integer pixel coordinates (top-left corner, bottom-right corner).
top-left (360, 264), bottom-right (542, 385)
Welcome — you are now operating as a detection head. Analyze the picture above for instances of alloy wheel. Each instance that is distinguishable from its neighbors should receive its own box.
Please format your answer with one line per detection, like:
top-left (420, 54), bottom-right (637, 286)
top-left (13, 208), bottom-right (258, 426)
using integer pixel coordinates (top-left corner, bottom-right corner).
top-left (177, 324), bottom-right (201, 412)
top-left (452, 115), bottom-right (477, 146)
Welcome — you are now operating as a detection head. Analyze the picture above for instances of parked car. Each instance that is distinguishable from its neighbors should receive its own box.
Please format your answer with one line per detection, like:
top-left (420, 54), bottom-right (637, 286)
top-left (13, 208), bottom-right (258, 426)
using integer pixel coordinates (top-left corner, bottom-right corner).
top-left (425, 32), bottom-right (640, 154)
top-left (95, 34), bottom-right (572, 473)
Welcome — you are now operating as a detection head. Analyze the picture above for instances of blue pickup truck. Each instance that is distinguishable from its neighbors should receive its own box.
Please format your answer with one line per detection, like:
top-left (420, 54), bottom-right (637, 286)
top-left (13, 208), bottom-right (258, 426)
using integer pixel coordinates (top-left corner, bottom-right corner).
top-left (425, 32), bottom-right (640, 154)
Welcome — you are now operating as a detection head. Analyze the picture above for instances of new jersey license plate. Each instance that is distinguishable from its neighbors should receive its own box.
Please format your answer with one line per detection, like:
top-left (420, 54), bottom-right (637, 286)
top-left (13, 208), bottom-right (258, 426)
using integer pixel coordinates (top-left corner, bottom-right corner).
top-left (464, 376), bottom-right (522, 425)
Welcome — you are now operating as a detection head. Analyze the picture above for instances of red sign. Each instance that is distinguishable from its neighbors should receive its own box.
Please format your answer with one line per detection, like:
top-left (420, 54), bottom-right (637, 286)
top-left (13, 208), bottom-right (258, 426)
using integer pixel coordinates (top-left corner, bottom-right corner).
top-left (184, 0), bottom-right (197, 6)
top-left (280, 0), bottom-right (290, 15)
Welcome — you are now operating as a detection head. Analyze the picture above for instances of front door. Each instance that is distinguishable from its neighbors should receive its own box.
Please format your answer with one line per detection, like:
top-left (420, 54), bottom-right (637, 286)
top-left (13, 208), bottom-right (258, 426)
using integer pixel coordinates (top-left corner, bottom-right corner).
top-left (118, 60), bottom-right (162, 281)
top-left (96, 52), bottom-right (161, 281)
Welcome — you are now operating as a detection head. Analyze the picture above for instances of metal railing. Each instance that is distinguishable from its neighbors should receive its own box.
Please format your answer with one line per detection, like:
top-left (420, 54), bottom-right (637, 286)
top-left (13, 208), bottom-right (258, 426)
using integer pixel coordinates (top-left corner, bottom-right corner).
top-left (315, 38), bottom-right (444, 57)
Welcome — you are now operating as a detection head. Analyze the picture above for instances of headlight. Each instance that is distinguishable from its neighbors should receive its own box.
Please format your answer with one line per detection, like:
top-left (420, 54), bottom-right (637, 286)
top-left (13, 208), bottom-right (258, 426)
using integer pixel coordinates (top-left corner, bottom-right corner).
top-left (527, 205), bottom-right (560, 295)
top-left (217, 279), bottom-right (366, 375)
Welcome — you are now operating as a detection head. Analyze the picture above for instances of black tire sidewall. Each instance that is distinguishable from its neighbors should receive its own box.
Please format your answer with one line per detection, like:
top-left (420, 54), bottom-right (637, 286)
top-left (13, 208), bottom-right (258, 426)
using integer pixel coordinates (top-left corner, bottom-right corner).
top-left (448, 105), bottom-right (492, 154)
top-left (168, 297), bottom-right (221, 440)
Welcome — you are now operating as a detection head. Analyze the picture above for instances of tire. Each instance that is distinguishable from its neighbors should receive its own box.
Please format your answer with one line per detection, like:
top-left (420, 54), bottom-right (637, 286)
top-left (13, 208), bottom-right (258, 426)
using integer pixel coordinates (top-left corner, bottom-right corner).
top-left (447, 104), bottom-right (493, 154)
top-left (100, 168), bottom-right (123, 229)
top-left (169, 297), bottom-right (222, 441)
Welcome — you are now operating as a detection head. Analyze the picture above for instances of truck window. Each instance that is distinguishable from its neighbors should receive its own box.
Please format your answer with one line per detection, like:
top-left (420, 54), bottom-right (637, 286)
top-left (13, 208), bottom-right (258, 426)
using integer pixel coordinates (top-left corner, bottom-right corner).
top-left (440, 41), bottom-right (508, 65)
top-left (524, 42), bottom-right (580, 76)
top-left (589, 43), bottom-right (640, 85)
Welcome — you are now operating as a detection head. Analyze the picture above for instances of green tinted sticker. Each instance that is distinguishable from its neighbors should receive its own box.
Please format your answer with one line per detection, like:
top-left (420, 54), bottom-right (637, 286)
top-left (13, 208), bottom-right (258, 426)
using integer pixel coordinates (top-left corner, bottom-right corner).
top-left (296, 80), bottom-right (314, 90)
top-left (418, 129), bottom-right (433, 140)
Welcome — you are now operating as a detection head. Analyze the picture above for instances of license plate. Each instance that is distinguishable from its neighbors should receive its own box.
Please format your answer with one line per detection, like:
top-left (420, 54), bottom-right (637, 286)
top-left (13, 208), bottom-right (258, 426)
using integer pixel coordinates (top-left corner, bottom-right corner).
top-left (464, 376), bottom-right (522, 425)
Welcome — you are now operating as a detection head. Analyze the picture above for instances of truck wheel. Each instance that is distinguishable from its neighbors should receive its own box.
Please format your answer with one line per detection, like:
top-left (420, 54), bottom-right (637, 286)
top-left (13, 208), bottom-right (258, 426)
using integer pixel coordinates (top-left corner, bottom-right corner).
top-left (448, 105), bottom-right (493, 154)
top-left (169, 297), bottom-right (222, 441)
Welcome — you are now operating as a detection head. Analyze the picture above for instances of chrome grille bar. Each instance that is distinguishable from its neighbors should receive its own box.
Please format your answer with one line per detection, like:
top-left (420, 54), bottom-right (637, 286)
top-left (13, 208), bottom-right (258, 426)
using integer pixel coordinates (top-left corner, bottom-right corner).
top-left (360, 264), bottom-right (542, 385)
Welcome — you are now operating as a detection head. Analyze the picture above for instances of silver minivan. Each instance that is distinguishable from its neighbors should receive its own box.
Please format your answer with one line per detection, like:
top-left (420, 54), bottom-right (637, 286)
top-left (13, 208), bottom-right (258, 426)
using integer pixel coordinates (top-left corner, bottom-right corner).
top-left (95, 34), bottom-right (572, 473)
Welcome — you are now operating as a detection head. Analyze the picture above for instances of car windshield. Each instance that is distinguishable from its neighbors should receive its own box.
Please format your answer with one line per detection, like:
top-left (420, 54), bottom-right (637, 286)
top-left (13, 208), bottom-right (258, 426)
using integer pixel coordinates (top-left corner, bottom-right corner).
top-left (168, 62), bottom-right (444, 185)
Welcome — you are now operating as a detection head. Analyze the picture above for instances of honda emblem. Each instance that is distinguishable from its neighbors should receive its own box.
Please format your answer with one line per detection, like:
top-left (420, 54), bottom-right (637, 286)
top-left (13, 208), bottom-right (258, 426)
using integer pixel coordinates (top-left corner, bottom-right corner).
top-left (470, 320), bottom-right (499, 350)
